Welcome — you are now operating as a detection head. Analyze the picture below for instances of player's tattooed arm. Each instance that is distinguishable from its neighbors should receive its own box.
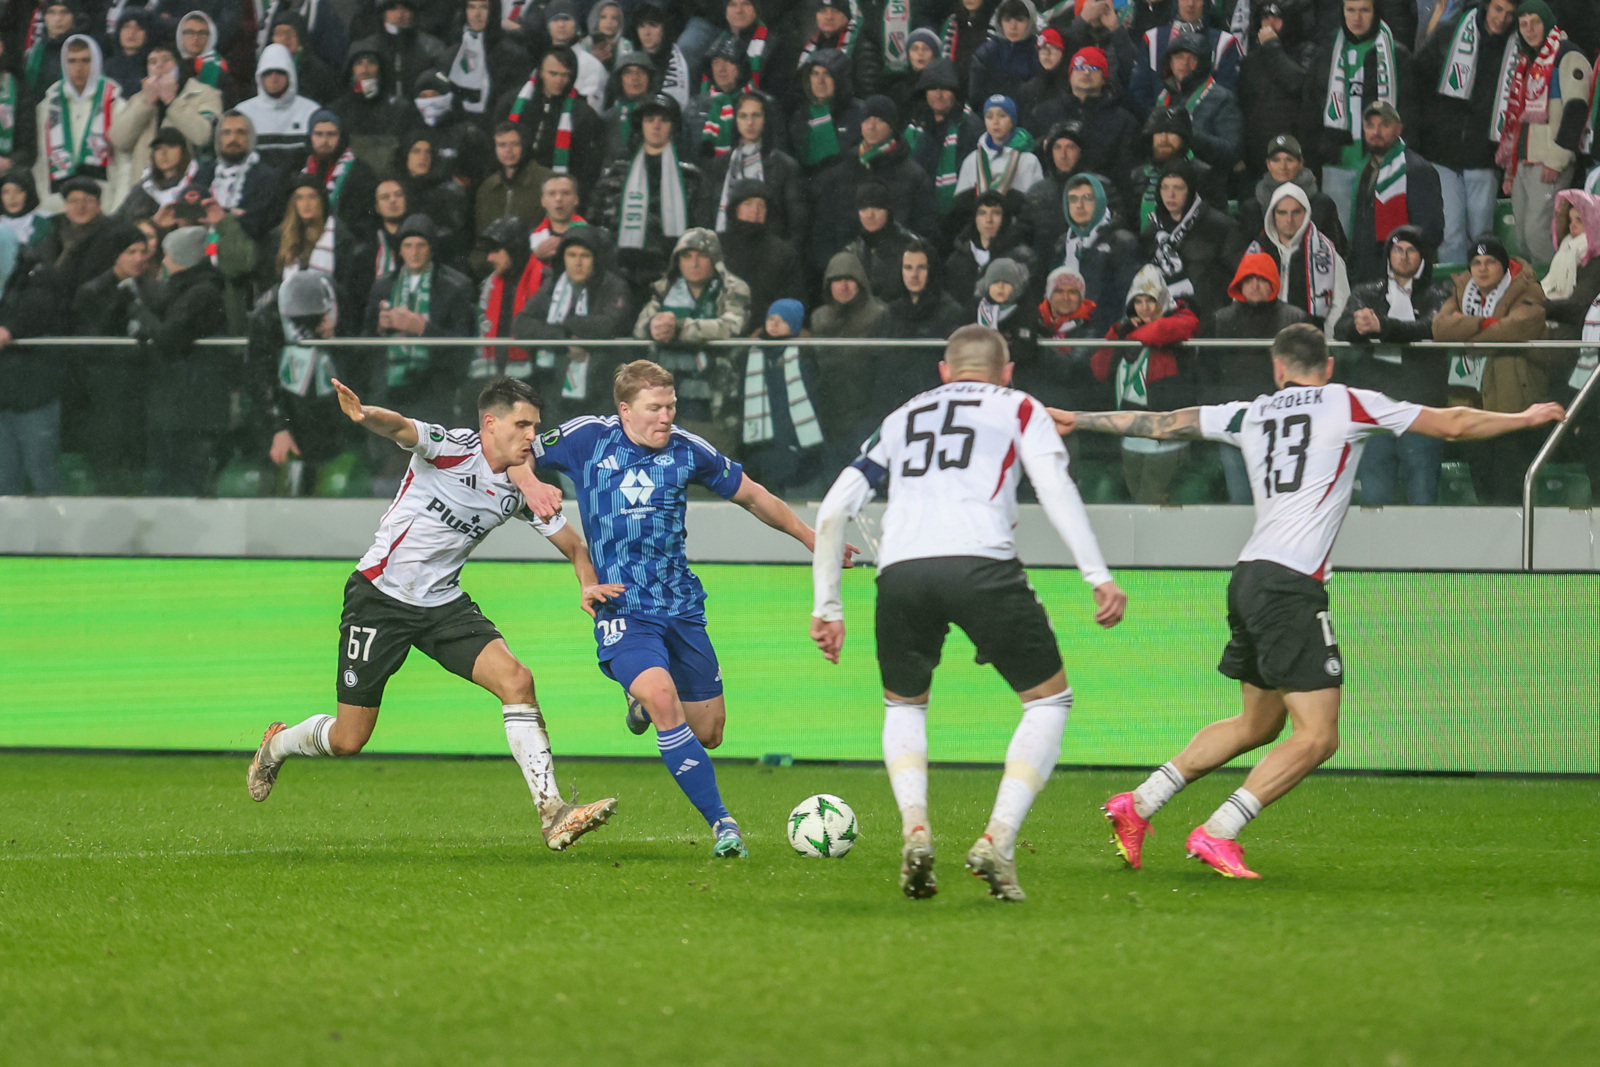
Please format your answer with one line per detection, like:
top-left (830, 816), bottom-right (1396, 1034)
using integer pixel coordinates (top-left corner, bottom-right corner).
top-left (332, 378), bottom-right (419, 447)
top-left (1046, 407), bottom-right (1204, 440)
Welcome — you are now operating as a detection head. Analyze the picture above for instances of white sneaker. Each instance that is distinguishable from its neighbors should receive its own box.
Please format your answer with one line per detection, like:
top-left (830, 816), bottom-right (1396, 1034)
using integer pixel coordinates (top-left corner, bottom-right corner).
top-left (900, 826), bottom-right (937, 899)
top-left (965, 833), bottom-right (1026, 902)
top-left (246, 722), bottom-right (287, 802)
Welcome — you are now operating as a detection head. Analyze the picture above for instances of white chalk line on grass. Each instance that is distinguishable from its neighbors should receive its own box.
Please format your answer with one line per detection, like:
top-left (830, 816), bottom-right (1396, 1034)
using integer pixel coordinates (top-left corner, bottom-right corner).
top-left (0, 835), bottom-right (703, 863)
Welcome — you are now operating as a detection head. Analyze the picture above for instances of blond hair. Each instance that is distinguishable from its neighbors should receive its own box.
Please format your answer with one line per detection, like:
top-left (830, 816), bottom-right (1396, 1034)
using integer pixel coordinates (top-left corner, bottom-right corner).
top-left (942, 325), bottom-right (1010, 381)
top-left (613, 359), bottom-right (676, 406)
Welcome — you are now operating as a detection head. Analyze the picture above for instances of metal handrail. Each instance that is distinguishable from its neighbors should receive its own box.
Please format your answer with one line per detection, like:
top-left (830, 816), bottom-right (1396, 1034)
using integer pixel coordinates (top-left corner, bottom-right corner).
top-left (1521, 362), bottom-right (1600, 570)
top-left (13, 335), bottom-right (1600, 350)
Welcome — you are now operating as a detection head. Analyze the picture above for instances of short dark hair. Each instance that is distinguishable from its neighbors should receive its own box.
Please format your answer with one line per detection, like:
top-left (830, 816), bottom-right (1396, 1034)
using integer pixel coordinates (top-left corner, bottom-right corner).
top-left (975, 190), bottom-right (1007, 214)
top-left (902, 237), bottom-right (935, 262)
top-left (147, 43), bottom-right (178, 61)
top-left (477, 376), bottom-right (542, 415)
top-left (1271, 322), bottom-right (1328, 373)
top-left (493, 120), bottom-right (521, 139)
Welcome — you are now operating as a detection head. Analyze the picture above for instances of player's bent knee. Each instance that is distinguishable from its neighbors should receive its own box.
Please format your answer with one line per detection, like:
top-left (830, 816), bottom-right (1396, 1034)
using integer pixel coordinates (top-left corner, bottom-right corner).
top-left (329, 734), bottom-right (366, 757)
top-left (697, 722), bottom-right (724, 749)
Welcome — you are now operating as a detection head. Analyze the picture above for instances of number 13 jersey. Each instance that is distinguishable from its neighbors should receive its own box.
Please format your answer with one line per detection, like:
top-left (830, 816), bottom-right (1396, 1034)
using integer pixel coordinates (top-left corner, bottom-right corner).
top-left (1200, 384), bottom-right (1421, 581)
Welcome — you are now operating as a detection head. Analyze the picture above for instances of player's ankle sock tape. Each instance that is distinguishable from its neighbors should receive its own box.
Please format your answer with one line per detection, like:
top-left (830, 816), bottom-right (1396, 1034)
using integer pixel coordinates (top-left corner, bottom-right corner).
top-left (882, 700), bottom-right (929, 831)
top-left (657, 724), bottom-right (730, 828)
top-left (271, 714), bottom-right (336, 760)
top-left (1133, 761), bottom-right (1188, 819)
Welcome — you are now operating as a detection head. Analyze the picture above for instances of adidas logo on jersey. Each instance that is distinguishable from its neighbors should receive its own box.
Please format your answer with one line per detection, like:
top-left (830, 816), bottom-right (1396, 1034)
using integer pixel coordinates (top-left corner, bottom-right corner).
top-left (675, 758), bottom-right (700, 776)
top-left (620, 468), bottom-right (655, 506)
top-left (597, 454), bottom-right (621, 471)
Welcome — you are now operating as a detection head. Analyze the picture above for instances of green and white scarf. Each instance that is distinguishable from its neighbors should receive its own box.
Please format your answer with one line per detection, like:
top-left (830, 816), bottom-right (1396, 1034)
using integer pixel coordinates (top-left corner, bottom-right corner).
top-left (1114, 346), bottom-right (1151, 407)
top-left (536, 271), bottom-right (592, 397)
top-left (975, 128), bottom-right (1034, 194)
top-left (1322, 24), bottom-right (1396, 140)
top-left (881, 0), bottom-right (911, 74)
top-left (906, 107), bottom-right (970, 211)
top-left (1448, 268), bottom-right (1513, 391)
top-left (386, 266), bottom-right (433, 387)
top-left (1436, 9), bottom-right (1480, 100)
top-left (618, 143), bottom-right (687, 250)
top-left (0, 73), bottom-right (15, 155)
top-left (802, 101), bottom-right (841, 166)
top-left (45, 75), bottom-right (115, 185)
top-left (743, 347), bottom-right (822, 447)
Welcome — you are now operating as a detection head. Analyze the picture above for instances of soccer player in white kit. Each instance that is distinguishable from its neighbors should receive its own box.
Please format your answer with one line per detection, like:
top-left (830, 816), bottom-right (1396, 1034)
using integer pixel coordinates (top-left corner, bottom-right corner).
top-left (247, 377), bottom-right (625, 852)
top-left (1055, 324), bottom-right (1565, 878)
top-left (811, 326), bottom-right (1129, 901)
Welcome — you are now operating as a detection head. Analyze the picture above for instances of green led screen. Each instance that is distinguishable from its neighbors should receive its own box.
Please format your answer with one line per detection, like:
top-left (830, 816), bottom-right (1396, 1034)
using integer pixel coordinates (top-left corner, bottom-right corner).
top-left (1, 559), bottom-right (1595, 773)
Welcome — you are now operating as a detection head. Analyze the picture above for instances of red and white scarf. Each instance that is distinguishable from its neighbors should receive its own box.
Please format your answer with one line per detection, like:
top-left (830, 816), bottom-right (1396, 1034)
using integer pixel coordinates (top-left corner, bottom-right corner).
top-left (1492, 26), bottom-right (1565, 174)
top-left (1371, 139), bottom-right (1409, 243)
top-left (304, 148), bottom-right (355, 211)
top-left (477, 267), bottom-right (539, 369)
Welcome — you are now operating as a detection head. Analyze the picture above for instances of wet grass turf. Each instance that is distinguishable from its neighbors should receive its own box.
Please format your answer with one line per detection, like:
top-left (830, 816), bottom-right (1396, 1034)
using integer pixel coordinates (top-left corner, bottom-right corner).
top-left (1, 754), bottom-right (1596, 1066)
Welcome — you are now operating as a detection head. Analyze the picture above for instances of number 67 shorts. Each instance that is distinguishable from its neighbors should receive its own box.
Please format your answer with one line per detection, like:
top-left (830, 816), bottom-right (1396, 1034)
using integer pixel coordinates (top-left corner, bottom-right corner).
top-left (337, 573), bottom-right (504, 706)
top-left (1218, 560), bottom-right (1345, 693)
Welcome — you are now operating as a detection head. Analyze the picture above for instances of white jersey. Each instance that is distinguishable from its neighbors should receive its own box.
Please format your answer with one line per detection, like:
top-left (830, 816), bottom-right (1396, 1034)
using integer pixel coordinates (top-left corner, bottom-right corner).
top-left (1200, 384), bottom-right (1421, 580)
top-left (357, 420), bottom-right (567, 607)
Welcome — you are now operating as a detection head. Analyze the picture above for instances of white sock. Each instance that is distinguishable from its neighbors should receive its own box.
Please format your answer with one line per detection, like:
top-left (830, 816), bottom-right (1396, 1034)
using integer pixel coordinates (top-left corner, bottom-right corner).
top-left (268, 714), bottom-right (335, 760)
top-left (882, 699), bottom-right (929, 837)
top-left (1203, 788), bottom-right (1263, 840)
top-left (503, 703), bottom-right (562, 821)
top-left (986, 688), bottom-right (1073, 859)
top-left (1132, 761), bottom-right (1187, 820)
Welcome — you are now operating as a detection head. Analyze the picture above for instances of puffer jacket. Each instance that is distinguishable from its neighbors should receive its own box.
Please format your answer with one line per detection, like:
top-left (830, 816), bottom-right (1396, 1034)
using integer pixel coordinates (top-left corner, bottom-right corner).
top-left (1091, 263), bottom-right (1200, 413)
top-left (810, 250), bottom-right (887, 443)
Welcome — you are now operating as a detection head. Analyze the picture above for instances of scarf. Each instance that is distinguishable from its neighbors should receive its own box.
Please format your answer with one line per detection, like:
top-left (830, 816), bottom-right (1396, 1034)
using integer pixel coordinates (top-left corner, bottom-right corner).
top-left (618, 143), bottom-right (687, 249)
top-left (906, 107), bottom-right (970, 211)
top-left (802, 101), bottom-right (840, 166)
top-left (374, 229), bottom-right (397, 279)
top-left (210, 151), bottom-right (258, 210)
top-left (744, 23), bottom-right (769, 89)
top-left (192, 54), bottom-right (225, 87)
top-left (415, 93), bottom-right (454, 126)
top-left (858, 135), bottom-right (897, 168)
top-left (1371, 266), bottom-right (1417, 365)
top-left (1115, 345), bottom-right (1151, 407)
top-left (882, 0), bottom-right (911, 74)
top-left (1, 210), bottom-right (40, 244)
top-left (1062, 178), bottom-right (1110, 275)
top-left (1258, 226), bottom-right (1338, 320)
top-left (1437, 9), bottom-right (1481, 100)
top-left (799, 15), bottom-right (858, 68)
top-left (743, 346), bottom-right (822, 447)
top-left (1227, 0), bottom-right (1252, 51)
top-left (1572, 293), bottom-right (1600, 389)
top-left (477, 264), bottom-right (538, 371)
top-left (277, 283), bottom-right (337, 399)
top-left (1370, 139), bottom-right (1409, 243)
top-left (656, 273), bottom-right (723, 393)
top-left (1038, 296), bottom-right (1096, 337)
top-left (387, 266), bottom-right (433, 386)
top-left (1322, 24), bottom-right (1396, 140)
top-left (1136, 152), bottom-right (1194, 232)
top-left (976, 297), bottom-right (1017, 328)
top-left (1451, 267), bottom-right (1514, 391)
top-left (715, 143), bottom-right (764, 231)
top-left (305, 216), bottom-right (337, 275)
top-left (1156, 76), bottom-right (1217, 115)
top-left (1151, 197), bottom-right (1202, 301)
top-left (532, 271), bottom-right (591, 398)
top-left (46, 76), bottom-right (115, 187)
top-left (975, 129), bottom-right (1031, 194)
top-left (511, 84), bottom-right (576, 173)
top-left (0, 73), bottom-right (15, 156)
top-left (305, 148), bottom-right (355, 211)
top-left (141, 158), bottom-right (197, 207)
top-left (701, 91), bottom-right (737, 156)
top-left (24, 36), bottom-right (50, 94)
top-left (452, 29), bottom-right (491, 115)
top-left (1545, 232), bottom-right (1586, 300)
top-left (1492, 25), bottom-right (1564, 174)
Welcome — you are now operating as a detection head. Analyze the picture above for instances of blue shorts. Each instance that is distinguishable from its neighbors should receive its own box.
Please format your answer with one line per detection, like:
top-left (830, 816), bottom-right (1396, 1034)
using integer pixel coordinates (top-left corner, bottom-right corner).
top-left (594, 614), bottom-right (724, 702)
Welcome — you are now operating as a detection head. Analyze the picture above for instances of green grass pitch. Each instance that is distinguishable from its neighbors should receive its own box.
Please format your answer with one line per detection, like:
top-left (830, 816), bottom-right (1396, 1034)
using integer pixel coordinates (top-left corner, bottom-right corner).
top-left (2, 753), bottom-right (1596, 1066)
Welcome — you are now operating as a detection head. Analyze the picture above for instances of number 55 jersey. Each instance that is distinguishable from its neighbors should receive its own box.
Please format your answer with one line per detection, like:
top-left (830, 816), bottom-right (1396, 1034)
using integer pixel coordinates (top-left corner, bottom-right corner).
top-left (1200, 384), bottom-right (1421, 581)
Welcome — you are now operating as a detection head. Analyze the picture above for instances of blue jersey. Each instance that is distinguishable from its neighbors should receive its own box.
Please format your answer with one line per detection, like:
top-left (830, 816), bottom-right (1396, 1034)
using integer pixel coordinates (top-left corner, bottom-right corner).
top-left (536, 416), bottom-right (744, 620)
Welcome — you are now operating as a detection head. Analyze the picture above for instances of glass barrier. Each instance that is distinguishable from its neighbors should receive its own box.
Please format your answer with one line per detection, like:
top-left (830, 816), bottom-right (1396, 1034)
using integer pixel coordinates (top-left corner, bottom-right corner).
top-left (2, 335), bottom-right (1594, 514)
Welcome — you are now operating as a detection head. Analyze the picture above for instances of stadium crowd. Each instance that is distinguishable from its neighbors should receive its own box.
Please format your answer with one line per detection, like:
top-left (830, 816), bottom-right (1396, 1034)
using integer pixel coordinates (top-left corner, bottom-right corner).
top-left (1, 0), bottom-right (1599, 504)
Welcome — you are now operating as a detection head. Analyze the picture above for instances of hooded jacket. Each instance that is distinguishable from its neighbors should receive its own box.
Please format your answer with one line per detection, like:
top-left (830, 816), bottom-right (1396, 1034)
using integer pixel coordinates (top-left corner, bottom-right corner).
top-left (1235, 0), bottom-right (1316, 172)
top-left (397, 128), bottom-right (474, 268)
top-left (1129, 14), bottom-right (1243, 114)
top-left (1241, 165), bottom-right (1347, 256)
top-left (787, 49), bottom-right (868, 173)
top-left (1091, 262), bottom-right (1200, 414)
top-left (1209, 251), bottom-right (1311, 404)
top-left (269, 9), bottom-right (341, 107)
top-left (362, 215), bottom-right (478, 378)
top-left (810, 249), bottom-right (887, 443)
top-left (1433, 258), bottom-right (1554, 412)
top-left (443, 2), bottom-right (534, 131)
top-left (798, 2), bottom-right (883, 99)
top-left (33, 36), bottom-right (130, 213)
top-left (809, 134), bottom-right (939, 274)
top-left (1248, 182), bottom-right (1350, 328)
top-left (1142, 32), bottom-right (1243, 172)
top-left (329, 44), bottom-right (411, 163)
top-left (1048, 173), bottom-right (1142, 335)
top-left (236, 43), bottom-right (323, 167)
top-left (139, 258), bottom-right (231, 435)
top-left (968, 4), bottom-right (1043, 107)
top-left (632, 226), bottom-right (751, 423)
top-left (691, 115), bottom-right (809, 249)
top-left (944, 207), bottom-right (1033, 310)
top-left (347, 19), bottom-right (447, 108)
top-left (106, 44), bottom-right (221, 187)
top-left (1333, 225), bottom-right (1452, 406)
top-left (1137, 157), bottom-right (1246, 323)
top-left (1027, 84), bottom-right (1140, 187)
top-left (717, 190), bottom-right (806, 323)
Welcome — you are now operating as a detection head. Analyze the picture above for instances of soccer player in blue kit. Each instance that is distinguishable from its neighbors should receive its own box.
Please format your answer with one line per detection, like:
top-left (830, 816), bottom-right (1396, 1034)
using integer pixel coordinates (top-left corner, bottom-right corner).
top-left (513, 360), bottom-right (855, 857)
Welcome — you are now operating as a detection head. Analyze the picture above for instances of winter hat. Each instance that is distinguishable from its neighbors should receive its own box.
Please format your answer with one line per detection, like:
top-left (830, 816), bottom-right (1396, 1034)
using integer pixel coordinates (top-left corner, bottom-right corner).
top-left (856, 181), bottom-right (893, 211)
top-left (1053, 120), bottom-right (1086, 149)
top-left (915, 58), bottom-right (960, 94)
top-left (767, 298), bottom-right (805, 335)
top-left (1046, 267), bottom-right (1085, 295)
top-left (1037, 28), bottom-right (1065, 53)
top-left (479, 215), bottom-right (529, 254)
top-left (996, 0), bottom-right (1031, 22)
top-left (862, 94), bottom-right (899, 128)
top-left (309, 108), bottom-right (342, 129)
top-left (280, 269), bottom-right (336, 317)
top-left (908, 27), bottom-right (941, 55)
top-left (1470, 234), bottom-right (1511, 272)
top-left (108, 223), bottom-right (147, 256)
top-left (1228, 251), bottom-right (1282, 302)
top-left (727, 179), bottom-right (769, 211)
top-left (817, 0), bottom-right (851, 10)
top-left (396, 214), bottom-right (439, 245)
top-left (1362, 100), bottom-right (1401, 123)
top-left (162, 225), bottom-right (209, 269)
top-left (1144, 105), bottom-right (1192, 139)
top-left (544, 0), bottom-right (577, 25)
top-left (982, 94), bottom-right (1018, 126)
top-left (414, 68), bottom-right (453, 97)
top-left (632, 2), bottom-right (666, 27)
top-left (1265, 134), bottom-right (1302, 161)
top-left (634, 92), bottom-right (680, 125)
top-left (975, 257), bottom-right (1029, 300)
top-left (1516, 1), bottom-right (1554, 34)
top-left (1070, 47), bottom-right (1110, 77)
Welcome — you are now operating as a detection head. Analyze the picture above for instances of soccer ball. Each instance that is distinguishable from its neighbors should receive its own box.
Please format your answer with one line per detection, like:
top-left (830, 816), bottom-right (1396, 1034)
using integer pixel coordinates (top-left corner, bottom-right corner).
top-left (787, 794), bottom-right (859, 858)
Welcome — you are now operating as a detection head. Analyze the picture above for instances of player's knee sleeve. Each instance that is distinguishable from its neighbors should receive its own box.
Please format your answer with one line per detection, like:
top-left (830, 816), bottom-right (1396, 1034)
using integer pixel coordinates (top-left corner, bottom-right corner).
top-left (1005, 687), bottom-right (1073, 790)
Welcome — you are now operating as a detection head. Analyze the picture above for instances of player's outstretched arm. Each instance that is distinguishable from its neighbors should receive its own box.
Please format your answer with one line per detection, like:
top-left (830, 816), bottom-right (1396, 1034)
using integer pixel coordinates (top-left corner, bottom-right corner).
top-left (809, 466), bottom-right (875, 664)
top-left (332, 378), bottom-right (419, 447)
top-left (1046, 406), bottom-right (1205, 440)
top-left (1407, 402), bottom-right (1566, 442)
top-left (546, 523), bottom-right (626, 618)
top-left (731, 473), bottom-right (860, 566)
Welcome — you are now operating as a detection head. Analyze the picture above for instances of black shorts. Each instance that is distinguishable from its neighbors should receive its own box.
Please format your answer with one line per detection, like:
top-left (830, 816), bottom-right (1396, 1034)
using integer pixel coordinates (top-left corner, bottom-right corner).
top-left (1217, 560), bottom-right (1344, 692)
top-left (875, 556), bottom-right (1063, 697)
top-left (336, 573), bottom-right (503, 706)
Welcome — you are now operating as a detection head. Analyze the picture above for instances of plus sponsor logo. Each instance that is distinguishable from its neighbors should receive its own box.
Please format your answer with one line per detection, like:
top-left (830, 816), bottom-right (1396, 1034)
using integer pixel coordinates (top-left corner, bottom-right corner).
top-left (619, 468), bottom-right (656, 509)
top-left (425, 497), bottom-right (490, 540)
